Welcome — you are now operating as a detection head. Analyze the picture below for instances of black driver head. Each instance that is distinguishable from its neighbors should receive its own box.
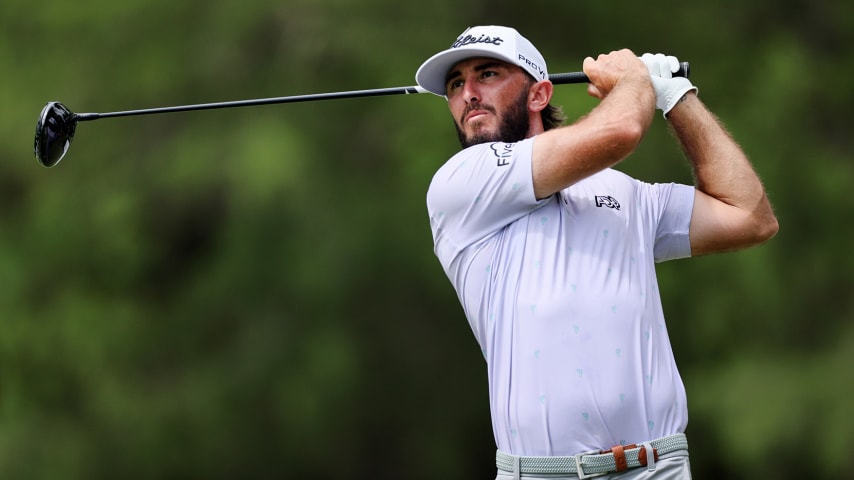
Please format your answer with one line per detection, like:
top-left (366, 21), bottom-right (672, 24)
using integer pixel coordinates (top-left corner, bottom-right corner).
top-left (34, 102), bottom-right (77, 167)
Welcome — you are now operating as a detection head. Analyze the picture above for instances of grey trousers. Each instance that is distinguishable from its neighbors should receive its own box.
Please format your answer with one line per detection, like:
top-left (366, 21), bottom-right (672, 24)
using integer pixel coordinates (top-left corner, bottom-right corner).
top-left (495, 451), bottom-right (691, 480)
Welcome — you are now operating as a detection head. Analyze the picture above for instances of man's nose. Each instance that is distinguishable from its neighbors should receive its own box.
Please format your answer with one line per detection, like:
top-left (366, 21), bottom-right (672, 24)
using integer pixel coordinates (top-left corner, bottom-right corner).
top-left (462, 80), bottom-right (480, 104)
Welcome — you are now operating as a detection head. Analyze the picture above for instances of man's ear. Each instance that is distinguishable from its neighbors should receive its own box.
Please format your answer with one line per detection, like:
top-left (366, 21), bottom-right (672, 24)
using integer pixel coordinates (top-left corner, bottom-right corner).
top-left (529, 80), bottom-right (554, 113)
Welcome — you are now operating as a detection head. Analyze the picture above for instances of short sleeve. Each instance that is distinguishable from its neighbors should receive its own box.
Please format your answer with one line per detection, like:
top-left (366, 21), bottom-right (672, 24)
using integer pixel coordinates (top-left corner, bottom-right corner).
top-left (650, 183), bottom-right (695, 262)
top-left (426, 139), bottom-right (548, 269)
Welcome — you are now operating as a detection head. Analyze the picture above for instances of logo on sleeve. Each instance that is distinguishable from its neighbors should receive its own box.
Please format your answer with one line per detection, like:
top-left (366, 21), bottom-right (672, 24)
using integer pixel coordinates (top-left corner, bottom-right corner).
top-left (595, 195), bottom-right (621, 210)
top-left (491, 143), bottom-right (515, 167)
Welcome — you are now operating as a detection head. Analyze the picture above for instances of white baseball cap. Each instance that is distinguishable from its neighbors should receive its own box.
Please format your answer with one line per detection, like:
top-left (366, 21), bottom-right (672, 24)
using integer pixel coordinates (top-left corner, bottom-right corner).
top-left (415, 26), bottom-right (549, 96)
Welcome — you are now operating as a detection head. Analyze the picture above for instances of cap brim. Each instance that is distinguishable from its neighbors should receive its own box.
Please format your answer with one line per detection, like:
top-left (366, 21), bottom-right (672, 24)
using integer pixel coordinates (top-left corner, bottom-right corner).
top-left (415, 47), bottom-right (516, 96)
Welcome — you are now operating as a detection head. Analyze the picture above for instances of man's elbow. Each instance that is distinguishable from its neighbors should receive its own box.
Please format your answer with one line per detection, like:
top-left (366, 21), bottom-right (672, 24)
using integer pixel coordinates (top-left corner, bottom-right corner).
top-left (756, 214), bottom-right (780, 244)
top-left (732, 195), bottom-right (780, 248)
top-left (746, 210), bottom-right (779, 247)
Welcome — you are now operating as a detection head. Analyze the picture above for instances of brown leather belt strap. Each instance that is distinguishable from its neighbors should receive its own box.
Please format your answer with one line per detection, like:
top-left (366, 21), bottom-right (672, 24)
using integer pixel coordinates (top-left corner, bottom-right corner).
top-left (611, 444), bottom-right (628, 472)
top-left (602, 442), bottom-right (659, 471)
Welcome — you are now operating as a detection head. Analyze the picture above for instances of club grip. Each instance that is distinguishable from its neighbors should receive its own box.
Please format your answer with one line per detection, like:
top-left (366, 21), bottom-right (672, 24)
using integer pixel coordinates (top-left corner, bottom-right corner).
top-left (549, 61), bottom-right (690, 85)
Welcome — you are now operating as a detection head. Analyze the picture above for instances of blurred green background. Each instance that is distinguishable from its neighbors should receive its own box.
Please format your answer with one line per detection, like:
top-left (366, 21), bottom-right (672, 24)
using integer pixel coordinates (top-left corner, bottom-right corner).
top-left (2, 0), bottom-right (852, 478)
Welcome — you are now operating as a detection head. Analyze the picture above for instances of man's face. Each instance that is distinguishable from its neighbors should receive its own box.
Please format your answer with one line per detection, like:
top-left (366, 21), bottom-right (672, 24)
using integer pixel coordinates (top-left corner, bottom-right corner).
top-left (445, 58), bottom-right (533, 148)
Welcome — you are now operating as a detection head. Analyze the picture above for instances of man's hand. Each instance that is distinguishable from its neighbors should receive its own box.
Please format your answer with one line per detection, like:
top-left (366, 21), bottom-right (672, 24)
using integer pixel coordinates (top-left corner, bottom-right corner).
top-left (640, 53), bottom-right (697, 116)
top-left (583, 49), bottom-right (651, 100)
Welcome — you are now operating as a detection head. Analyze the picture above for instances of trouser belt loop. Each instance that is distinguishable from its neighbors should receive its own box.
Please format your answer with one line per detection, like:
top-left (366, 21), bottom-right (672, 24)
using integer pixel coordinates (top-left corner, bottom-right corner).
top-left (642, 442), bottom-right (656, 472)
top-left (513, 455), bottom-right (521, 480)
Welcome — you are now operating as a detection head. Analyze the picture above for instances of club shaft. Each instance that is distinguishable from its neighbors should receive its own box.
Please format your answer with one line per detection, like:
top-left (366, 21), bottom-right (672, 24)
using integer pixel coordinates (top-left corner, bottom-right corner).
top-left (74, 63), bottom-right (689, 122)
top-left (74, 86), bottom-right (425, 121)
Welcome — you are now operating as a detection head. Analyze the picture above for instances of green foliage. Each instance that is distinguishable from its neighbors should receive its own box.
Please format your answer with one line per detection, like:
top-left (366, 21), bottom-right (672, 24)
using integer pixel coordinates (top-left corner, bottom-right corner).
top-left (1, 0), bottom-right (852, 478)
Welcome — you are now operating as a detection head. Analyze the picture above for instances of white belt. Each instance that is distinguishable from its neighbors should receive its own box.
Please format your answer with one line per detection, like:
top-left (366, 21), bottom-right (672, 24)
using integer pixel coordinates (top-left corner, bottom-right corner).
top-left (496, 433), bottom-right (689, 479)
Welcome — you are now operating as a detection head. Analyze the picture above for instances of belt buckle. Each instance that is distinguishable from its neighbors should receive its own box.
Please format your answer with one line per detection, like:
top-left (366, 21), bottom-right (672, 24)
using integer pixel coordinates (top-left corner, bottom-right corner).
top-left (574, 450), bottom-right (606, 479)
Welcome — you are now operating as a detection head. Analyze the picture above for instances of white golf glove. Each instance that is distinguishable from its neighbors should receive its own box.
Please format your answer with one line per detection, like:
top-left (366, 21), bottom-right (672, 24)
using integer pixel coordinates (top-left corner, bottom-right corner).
top-left (640, 53), bottom-right (697, 116)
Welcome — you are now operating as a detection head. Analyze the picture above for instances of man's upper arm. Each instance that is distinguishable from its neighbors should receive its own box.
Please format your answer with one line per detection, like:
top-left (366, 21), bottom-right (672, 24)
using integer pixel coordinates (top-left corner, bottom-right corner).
top-left (689, 189), bottom-right (777, 256)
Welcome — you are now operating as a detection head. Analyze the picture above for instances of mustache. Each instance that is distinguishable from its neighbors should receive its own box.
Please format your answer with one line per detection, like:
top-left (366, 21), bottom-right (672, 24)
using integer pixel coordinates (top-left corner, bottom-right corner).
top-left (459, 102), bottom-right (496, 125)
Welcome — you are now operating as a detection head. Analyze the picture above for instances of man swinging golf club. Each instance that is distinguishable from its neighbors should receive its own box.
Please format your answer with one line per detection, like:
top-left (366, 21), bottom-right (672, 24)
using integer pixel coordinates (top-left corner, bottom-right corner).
top-left (416, 25), bottom-right (778, 479)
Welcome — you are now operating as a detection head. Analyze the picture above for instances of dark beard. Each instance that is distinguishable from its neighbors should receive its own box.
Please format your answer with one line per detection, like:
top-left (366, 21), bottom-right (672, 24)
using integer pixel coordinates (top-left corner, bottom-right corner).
top-left (455, 88), bottom-right (530, 149)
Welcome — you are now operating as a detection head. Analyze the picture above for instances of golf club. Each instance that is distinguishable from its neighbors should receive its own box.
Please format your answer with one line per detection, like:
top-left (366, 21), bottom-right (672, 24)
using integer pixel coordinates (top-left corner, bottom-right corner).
top-left (33, 63), bottom-right (689, 168)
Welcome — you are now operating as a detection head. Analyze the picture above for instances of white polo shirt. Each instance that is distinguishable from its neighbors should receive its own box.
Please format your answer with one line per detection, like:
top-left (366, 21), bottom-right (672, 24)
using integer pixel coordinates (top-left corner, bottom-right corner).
top-left (426, 138), bottom-right (695, 456)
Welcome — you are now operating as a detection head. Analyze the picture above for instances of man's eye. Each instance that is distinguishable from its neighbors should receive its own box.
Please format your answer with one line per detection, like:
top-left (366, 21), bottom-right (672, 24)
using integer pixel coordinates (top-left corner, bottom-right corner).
top-left (482, 71), bottom-right (497, 78)
top-left (448, 79), bottom-right (464, 90)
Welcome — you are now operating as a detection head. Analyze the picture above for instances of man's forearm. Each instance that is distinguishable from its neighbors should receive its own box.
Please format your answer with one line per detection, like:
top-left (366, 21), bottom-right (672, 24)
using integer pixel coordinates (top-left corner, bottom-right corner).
top-left (667, 93), bottom-right (763, 207)
top-left (531, 52), bottom-right (655, 199)
top-left (667, 92), bottom-right (779, 253)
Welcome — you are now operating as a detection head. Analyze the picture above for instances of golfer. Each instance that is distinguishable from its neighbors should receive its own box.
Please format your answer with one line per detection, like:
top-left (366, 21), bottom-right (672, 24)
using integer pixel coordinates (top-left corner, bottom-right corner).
top-left (416, 26), bottom-right (778, 479)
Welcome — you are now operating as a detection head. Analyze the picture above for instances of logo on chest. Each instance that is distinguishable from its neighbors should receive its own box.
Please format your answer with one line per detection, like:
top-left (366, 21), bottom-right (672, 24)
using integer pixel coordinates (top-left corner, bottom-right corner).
top-left (595, 195), bottom-right (621, 210)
